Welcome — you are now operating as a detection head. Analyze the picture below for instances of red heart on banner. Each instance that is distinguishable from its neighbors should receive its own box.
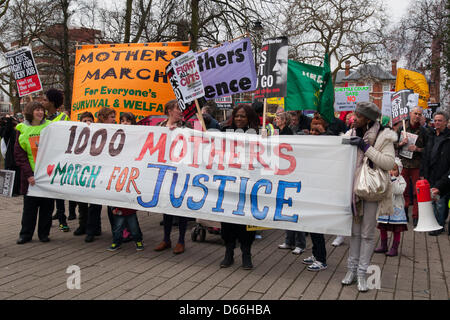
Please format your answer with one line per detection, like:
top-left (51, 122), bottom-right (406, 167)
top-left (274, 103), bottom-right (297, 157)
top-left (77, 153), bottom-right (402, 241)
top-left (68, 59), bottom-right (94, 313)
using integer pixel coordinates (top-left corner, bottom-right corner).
top-left (47, 164), bottom-right (55, 176)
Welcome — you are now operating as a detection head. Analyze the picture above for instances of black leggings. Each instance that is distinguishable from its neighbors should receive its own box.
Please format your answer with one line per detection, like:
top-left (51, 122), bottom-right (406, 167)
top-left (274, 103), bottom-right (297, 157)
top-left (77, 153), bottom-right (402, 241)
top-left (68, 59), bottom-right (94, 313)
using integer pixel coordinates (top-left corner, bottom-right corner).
top-left (221, 222), bottom-right (255, 248)
top-left (163, 214), bottom-right (187, 244)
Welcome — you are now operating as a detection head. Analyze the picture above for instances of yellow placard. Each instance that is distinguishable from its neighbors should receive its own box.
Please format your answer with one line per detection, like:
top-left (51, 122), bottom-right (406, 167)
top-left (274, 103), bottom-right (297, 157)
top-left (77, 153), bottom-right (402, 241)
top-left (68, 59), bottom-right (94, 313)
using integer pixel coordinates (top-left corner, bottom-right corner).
top-left (395, 68), bottom-right (430, 109)
top-left (246, 225), bottom-right (272, 231)
top-left (266, 97), bottom-right (284, 106)
top-left (71, 42), bottom-right (190, 122)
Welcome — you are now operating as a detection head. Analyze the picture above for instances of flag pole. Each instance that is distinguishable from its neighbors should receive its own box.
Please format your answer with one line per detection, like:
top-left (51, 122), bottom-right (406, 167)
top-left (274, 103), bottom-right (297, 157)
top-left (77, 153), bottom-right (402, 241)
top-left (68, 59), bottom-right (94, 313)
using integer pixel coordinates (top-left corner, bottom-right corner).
top-left (262, 98), bottom-right (267, 136)
top-left (195, 99), bottom-right (206, 131)
top-left (402, 119), bottom-right (407, 142)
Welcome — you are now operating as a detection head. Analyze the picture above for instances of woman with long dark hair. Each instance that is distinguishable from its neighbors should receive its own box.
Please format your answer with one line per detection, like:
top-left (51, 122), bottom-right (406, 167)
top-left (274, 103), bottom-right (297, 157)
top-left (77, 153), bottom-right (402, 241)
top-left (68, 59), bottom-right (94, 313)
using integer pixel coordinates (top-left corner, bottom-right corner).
top-left (220, 104), bottom-right (259, 270)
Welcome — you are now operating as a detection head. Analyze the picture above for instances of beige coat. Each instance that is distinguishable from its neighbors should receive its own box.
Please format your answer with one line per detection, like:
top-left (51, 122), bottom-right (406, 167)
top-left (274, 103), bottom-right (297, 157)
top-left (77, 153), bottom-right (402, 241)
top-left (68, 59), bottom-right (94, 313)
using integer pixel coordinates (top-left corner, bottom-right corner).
top-left (345, 122), bottom-right (397, 219)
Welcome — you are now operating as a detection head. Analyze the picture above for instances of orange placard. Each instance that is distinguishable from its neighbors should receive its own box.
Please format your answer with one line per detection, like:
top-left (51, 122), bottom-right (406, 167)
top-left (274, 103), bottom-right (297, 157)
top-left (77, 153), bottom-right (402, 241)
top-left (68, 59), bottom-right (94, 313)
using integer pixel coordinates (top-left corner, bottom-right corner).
top-left (71, 42), bottom-right (190, 122)
top-left (29, 135), bottom-right (40, 163)
top-left (395, 68), bottom-right (430, 109)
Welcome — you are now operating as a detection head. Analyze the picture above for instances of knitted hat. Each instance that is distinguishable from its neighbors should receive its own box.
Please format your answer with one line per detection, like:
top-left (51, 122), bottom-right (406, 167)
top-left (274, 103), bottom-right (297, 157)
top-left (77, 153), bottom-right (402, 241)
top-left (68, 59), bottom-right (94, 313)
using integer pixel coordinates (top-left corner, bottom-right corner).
top-left (355, 102), bottom-right (381, 122)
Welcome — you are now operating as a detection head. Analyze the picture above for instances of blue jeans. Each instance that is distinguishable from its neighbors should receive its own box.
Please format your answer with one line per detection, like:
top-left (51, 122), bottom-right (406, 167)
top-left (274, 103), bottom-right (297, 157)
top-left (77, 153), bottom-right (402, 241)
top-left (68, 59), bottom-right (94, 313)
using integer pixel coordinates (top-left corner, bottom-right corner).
top-left (432, 194), bottom-right (449, 227)
top-left (112, 213), bottom-right (143, 244)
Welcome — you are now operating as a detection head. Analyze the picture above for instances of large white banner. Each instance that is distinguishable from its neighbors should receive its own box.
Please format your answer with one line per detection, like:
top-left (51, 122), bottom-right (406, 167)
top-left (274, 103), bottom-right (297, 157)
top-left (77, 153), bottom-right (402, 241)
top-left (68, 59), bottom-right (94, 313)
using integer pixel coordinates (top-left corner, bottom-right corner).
top-left (29, 122), bottom-right (357, 236)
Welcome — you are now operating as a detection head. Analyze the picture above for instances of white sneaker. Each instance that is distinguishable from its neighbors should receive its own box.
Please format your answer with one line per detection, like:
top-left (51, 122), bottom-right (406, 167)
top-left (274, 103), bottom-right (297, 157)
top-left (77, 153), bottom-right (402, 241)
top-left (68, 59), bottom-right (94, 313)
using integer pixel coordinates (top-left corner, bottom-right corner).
top-left (278, 243), bottom-right (294, 249)
top-left (255, 235), bottom-right (262, 240)
top-left (307, 260), bottom-right (327, 272)
top-left (332, 236), bottom-right (345, 247)
top-left (302, 255), bottom-right (316, 265)
top-left (341, 270), bottom-right (357, 285)
top-left (291, 247), bottom-right (305, 255)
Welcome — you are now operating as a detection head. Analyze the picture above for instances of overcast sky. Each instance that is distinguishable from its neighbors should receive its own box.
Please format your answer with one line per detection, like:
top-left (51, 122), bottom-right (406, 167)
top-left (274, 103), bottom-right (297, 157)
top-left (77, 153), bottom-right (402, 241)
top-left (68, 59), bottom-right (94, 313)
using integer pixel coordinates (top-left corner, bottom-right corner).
top-left (385, 0), bottom-right (413, 21)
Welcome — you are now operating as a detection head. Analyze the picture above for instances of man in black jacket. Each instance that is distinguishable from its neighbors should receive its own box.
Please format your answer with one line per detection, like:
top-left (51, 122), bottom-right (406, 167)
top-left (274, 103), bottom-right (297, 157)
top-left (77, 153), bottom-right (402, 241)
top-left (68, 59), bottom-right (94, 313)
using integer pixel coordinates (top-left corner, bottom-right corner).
top-left (431, 168), bottom-right (450, 235)
top-left (420, 111), bottom-right (450, 236)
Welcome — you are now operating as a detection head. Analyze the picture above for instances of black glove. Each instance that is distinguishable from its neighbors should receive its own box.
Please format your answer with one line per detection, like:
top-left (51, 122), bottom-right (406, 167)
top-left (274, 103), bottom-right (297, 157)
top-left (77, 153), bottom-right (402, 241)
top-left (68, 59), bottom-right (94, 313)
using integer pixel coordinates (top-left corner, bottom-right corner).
top-left (348, 136), bottom-right (370, 152)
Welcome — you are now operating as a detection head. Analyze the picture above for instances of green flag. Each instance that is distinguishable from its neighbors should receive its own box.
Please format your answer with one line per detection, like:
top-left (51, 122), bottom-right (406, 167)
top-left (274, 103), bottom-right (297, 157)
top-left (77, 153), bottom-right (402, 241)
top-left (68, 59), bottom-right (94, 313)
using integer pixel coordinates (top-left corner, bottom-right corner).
top-left (285, 54), bottom-right (335, 123)
top-left (318, 53), bottom-right (335, 124)
top-left (285, 60), bottom-right (322, 111)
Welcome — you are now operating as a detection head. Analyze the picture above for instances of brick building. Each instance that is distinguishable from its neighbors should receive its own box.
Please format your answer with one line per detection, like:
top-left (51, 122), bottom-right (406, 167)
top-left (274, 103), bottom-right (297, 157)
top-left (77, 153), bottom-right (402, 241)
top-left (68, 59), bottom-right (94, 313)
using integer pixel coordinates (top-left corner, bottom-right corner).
top-left (30, 24), bottom-right (101, 91)
top-left (334, 60), bottom-right (398, 109)
top-left (10, 24), bottom-right (101, 110)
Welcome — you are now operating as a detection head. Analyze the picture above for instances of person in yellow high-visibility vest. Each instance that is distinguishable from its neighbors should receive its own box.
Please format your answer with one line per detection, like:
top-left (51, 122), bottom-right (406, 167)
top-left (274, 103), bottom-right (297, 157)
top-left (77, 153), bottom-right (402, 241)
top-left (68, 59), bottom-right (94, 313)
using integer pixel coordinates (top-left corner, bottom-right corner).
top-left (41, 88), bottom-right (70, 231)
top-left (14, 101), bottom-right (53, 244)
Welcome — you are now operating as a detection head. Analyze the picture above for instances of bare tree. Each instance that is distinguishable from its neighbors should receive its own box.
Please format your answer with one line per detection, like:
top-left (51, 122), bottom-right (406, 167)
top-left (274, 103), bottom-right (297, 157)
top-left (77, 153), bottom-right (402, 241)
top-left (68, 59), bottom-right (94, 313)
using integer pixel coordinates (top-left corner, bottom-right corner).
top-left (0, 0), bottom-right (56, 112)
top-left (0, 0), bottom-right (8, 19)
top-left (283, 0), bottom-right (388, 81)
top-left (444, 0), bottom-right (450, 92)
top-left (386, 0), bottom-right (448, 103)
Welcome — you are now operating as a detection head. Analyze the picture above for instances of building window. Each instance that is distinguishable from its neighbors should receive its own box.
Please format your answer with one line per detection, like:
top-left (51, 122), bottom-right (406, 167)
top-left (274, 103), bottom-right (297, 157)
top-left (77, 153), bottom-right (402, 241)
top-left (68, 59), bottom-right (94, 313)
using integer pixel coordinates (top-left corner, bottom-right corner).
top-left (382, 84), bottom-right (390, 92)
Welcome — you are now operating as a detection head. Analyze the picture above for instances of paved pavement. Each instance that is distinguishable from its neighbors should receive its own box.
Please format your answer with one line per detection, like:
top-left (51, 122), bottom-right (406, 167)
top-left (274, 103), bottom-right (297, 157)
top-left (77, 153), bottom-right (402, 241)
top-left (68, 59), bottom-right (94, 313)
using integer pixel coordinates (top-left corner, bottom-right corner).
top-left (0, 195), bottom-right (449, 300)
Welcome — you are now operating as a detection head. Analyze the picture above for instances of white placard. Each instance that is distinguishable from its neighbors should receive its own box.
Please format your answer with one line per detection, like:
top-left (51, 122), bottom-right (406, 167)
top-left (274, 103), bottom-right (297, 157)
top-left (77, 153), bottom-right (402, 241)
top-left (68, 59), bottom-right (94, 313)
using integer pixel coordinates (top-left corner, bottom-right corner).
top-left (170, 50), bottom-right (205, 104)
top-left (334, 86), bottom-right (370, 111)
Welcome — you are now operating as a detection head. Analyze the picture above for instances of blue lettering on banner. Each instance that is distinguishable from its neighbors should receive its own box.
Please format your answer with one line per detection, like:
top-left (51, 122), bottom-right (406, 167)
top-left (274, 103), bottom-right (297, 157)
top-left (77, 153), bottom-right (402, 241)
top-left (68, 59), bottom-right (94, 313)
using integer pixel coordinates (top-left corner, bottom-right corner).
top-left (212, 175), bottom-right (237, 213)
top-left (137, 164), bottom-right (176, 208)
top-left (251, 179), bottom-right (272, 220)
top-left (232, 177), bottom-right (249, 216)
top-left (186, 174), bottom-right (209, 210)
top-left (136, 163), bottom-right (303, 224)
top-left (170, 173), bottom-right (190, 208)
top-left (274, 181), bottom-right (301, 223)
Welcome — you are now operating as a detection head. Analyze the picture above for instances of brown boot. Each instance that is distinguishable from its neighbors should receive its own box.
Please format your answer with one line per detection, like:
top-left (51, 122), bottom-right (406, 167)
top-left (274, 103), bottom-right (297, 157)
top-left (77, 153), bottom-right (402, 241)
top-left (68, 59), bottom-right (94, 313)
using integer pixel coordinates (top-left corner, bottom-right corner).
top-left (154, 241), bottom-right (171, 251)
top-left (173, 243), bottom-right (185, 254)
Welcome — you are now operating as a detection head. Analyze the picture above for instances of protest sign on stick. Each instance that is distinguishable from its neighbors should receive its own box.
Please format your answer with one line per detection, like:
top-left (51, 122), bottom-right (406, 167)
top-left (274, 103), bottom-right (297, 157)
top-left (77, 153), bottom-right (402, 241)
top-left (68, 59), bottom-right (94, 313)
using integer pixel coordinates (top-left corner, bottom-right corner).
top-left (334, 86), bottom-right (370, 111)
top-left (381, 91), bottom-right (393, 118)
top-left (254, 37), bottom-right (288, 99)
top-left (215, 96), bottom-right (232, 110)
top-left (71, 42), bottom-right (189, 123)
top-left (5, 47), bottom-right (42, 97)
top-left (391, 89), bottom-right (412, 125)
top-left (167, 50), bottom-right (206, 130)
top-left (195, 37), bottom-right (257, 101)
top-left (254, 37), bottom-right (288, 135)
top-left (0, 169), bottom-right (15, 197)
top-left (395, 68), bottom-right (430, 109)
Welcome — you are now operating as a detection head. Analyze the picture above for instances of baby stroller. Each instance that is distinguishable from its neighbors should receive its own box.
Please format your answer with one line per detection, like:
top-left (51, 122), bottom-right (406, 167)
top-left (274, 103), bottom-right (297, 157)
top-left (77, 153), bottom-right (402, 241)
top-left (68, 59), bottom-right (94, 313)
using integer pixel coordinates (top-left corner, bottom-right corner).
top-left (191, 219), bottom-right (221, 242)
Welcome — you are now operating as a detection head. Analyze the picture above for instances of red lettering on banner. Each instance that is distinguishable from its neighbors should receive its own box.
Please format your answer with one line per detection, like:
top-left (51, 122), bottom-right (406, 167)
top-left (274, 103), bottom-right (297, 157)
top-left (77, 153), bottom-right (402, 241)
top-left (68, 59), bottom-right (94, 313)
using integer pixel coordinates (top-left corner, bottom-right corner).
top-left (274, 143), bottom-right (296, 175)
top-left (135, 132), bottom-right (167, 162)
top-left (107, 166), bottom-right (142, 194)
top-left (206, 138), bottom-right (226, 170)
top-left (189, 136), bottom-right (209, 168)
top-left (169, 134), bottom-right (187, 162)
top-left (229, 139), bottom-right (243, 169)
top-left (248, 141), bottom-right (271, 171)
top-left (107, 167), bottom-right (121, 190)
top-left (116, 167), bottom-right (129, 192)
top-left (126, 167), bottom-right (141, 194)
